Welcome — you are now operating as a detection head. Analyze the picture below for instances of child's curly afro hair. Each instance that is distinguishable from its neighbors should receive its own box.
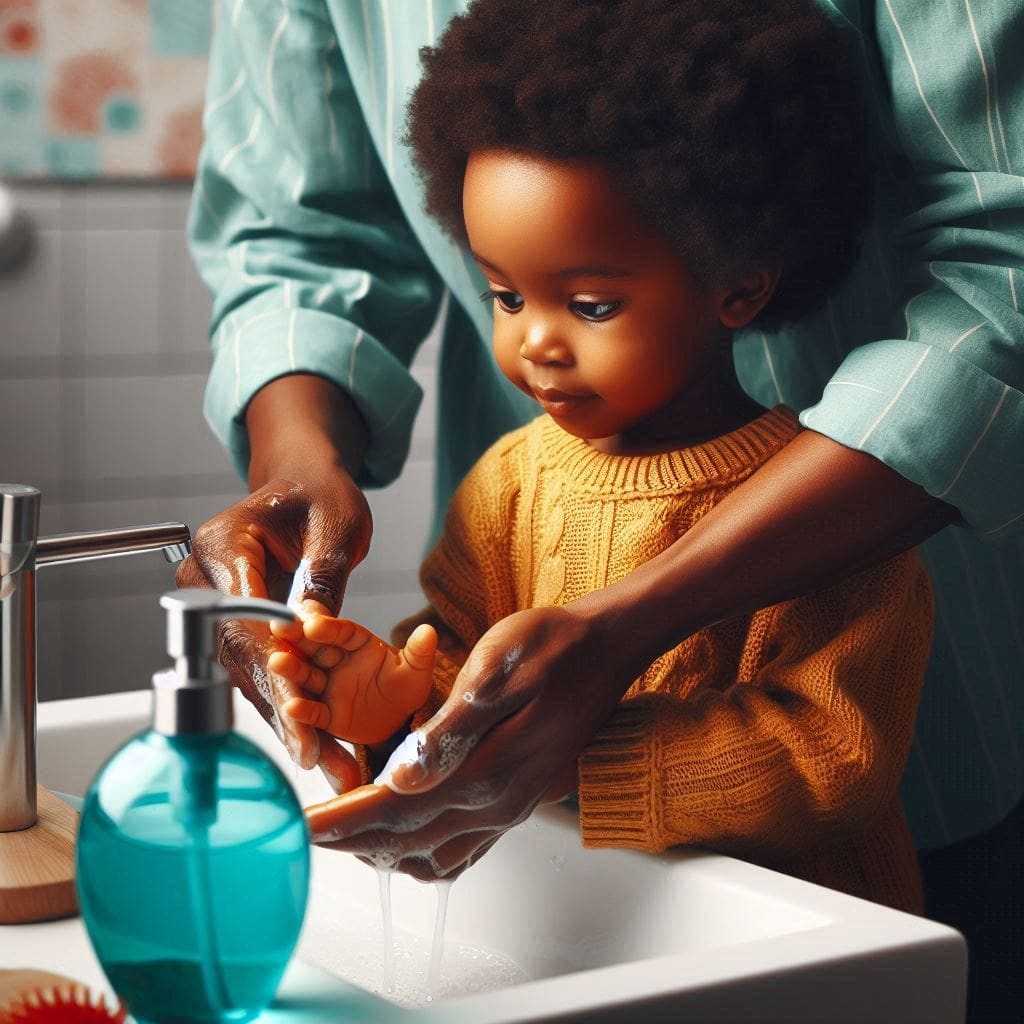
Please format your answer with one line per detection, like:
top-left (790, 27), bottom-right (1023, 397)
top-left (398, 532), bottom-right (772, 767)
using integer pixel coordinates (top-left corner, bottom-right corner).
top-left (404, 0), bottom-right (873, 331)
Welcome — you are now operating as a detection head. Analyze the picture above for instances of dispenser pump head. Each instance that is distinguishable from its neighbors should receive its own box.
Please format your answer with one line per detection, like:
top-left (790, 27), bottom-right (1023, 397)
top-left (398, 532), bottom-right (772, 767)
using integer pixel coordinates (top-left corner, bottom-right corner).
top-left (153, 588), bottom-right (296, 736)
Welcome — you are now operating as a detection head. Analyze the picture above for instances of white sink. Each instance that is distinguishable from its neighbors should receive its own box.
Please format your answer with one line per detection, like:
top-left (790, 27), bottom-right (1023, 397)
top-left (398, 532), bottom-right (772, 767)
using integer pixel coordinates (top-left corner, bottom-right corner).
top-left (1, 691), bottom-right (965, 1022)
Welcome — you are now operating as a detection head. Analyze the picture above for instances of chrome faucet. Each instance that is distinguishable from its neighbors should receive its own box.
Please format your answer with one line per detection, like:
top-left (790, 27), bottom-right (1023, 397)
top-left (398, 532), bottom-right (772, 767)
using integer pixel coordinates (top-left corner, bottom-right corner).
top-left (0, 484), bottom-right (191, 832)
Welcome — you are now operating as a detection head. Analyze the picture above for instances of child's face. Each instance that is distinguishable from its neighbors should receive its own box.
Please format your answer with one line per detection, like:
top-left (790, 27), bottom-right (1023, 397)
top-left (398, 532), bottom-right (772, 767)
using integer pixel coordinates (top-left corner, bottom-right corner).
top-left (464, 149), bottom-right (732, 453)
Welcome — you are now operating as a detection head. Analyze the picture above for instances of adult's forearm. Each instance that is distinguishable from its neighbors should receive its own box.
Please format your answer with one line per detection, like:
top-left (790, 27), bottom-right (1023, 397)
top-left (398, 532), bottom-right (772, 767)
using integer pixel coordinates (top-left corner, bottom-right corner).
top-left (245, 374), bottom-right (369, 489)
top-left (576, 429), bottom-right (959, 669)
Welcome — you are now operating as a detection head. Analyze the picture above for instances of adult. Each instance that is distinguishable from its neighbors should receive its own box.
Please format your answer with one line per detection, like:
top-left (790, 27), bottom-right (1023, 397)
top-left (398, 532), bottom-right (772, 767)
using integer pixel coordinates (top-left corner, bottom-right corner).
top-left (179, 3), bottom-right (1023, 1020)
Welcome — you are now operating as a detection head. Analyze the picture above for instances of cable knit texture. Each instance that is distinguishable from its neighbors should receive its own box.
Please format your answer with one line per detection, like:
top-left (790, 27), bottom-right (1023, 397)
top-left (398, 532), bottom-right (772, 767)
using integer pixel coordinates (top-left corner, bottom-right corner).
top-left (394, 405), bottom-right (933, 913)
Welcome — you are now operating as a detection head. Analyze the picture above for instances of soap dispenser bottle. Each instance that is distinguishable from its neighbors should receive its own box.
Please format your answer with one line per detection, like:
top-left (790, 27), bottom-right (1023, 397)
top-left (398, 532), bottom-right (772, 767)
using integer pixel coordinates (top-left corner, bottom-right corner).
top-left (76, 589), bottom-right (311, 1024)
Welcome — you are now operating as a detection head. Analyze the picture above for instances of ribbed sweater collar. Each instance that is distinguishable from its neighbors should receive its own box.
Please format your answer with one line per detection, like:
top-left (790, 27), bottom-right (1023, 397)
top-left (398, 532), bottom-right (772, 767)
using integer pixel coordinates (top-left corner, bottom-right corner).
top-left (541, 405), bottom-right (799, 495)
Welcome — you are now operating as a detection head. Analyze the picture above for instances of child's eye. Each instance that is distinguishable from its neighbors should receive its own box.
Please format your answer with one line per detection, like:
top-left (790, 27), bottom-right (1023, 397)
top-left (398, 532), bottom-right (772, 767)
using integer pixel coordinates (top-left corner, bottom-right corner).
top-left (572, 300), bottom-right (623, 322)
top-left (479, 288), bottom-right (524, 313)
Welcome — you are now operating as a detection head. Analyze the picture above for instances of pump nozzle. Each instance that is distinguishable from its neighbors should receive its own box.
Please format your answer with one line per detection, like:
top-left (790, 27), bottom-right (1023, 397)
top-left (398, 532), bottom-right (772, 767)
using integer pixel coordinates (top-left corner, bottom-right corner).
top-left (154, 589), bottom-right (297, 736)
top-left (160, 588), bottom-right (297, 684)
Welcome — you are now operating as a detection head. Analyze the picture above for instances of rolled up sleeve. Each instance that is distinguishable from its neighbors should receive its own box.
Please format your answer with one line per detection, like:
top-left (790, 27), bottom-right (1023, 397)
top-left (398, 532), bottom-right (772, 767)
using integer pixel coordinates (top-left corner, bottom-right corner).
top-left (189, 0), bottom-right (444, 486)
top-left (801, 2), bottom-right (1024, 537)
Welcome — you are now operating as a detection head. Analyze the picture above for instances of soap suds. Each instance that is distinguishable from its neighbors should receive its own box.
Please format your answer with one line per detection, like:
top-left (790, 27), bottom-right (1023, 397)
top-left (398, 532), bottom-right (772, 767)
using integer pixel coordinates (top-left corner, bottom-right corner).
top-left (437, 731), bottom-right (476, 774)
top-left (454, 779), bottom-right (506, 809)
top-left (287, 558), bottom-right (314, 613)
top-left (287, 556), bottom-right (337, 612)
top-left (501, 643), bottom-right (524, 678)
top-left (204, 559), bottom-right (233, 593)
top-left (374, 730), bottom-right (429, 792)
top-left (251, 662), bottom-right (284, 741)
top-left (234, 556), bottom-right (253, 597)
top-left (373, 726), bottom-right (477, 790)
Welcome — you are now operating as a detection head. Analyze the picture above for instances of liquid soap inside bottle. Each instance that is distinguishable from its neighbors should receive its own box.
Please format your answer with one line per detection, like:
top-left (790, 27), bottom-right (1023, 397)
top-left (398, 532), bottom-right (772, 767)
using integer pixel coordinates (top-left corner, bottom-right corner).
top-left (76, 730), bottom-right (310, 1024)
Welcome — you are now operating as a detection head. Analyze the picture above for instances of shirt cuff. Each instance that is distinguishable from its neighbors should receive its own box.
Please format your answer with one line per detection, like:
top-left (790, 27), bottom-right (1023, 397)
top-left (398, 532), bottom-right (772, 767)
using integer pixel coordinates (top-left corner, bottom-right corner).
top-left (204, 302), bottom-right (423, 488)
top-left (800, 339), bottom-right (1024, 537)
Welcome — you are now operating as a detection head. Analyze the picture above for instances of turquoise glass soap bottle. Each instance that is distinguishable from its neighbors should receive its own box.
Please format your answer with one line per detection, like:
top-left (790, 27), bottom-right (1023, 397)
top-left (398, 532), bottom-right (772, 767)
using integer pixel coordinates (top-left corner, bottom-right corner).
top-left (76, 589), bottom-right (311, 1024)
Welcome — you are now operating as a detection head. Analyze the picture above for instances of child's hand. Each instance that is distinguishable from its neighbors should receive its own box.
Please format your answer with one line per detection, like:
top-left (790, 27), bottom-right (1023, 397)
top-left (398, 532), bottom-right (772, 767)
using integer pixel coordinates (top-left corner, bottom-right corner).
top-left (267, 615), bottom-right (438, 745)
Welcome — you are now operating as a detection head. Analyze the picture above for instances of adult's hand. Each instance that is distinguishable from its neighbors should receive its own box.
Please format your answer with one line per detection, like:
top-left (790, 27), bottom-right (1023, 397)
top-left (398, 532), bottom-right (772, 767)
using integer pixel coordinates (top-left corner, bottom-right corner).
top-left (303, 430), bottom-right (959, 880)
top-left (176, 375), bottom-right (372, 786)
top-left (304, 602), bottom-right (642, 880)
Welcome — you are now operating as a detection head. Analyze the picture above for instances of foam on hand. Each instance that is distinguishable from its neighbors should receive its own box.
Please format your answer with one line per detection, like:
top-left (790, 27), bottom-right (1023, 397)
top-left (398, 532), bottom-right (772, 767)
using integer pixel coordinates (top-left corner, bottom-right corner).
top-left (374, 730), bottom-right (429, 792)
top-left (250, 662), bottom-right (285, 742)
top-left (287, 558), bottom-right (315, 613)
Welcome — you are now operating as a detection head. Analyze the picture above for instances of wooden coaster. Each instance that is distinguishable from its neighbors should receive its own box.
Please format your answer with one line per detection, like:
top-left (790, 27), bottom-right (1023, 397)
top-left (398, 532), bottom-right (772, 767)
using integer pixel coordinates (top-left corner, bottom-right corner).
top-left (0, 786), bottom-right (79, 924)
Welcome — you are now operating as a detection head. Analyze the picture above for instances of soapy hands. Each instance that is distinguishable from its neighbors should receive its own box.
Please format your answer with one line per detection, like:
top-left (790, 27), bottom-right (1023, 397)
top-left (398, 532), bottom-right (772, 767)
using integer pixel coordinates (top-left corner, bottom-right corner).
top-left (267, 613), bottom-right (438, 745)
top-left (175, 463), bottom-right (372, 792)
top-left (302, 602), bottom-right (639, 881)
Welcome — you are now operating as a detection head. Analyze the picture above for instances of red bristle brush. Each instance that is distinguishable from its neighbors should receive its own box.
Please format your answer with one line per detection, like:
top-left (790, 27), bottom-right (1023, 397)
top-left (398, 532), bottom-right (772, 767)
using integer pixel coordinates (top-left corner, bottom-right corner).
top-left (0, 970), bottom-right (127, 1023)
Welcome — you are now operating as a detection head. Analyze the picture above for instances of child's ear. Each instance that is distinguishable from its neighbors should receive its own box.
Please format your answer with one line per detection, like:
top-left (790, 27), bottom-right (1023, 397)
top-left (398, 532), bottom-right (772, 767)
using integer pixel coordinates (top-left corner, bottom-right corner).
top-left (717, 267), bottom-right (780, 330)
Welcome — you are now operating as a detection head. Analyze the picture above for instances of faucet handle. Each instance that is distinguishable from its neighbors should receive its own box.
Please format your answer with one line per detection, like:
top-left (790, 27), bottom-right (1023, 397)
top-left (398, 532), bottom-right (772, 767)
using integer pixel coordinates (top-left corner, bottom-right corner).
top-left (0, 485), bottom-right (40, 577)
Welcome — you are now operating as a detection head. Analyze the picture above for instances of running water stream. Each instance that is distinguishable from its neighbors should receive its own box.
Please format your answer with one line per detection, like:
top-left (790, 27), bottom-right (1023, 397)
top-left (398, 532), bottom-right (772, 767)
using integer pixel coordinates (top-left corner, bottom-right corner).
top-left (427, 879), bottom-right (452, 1000)
top-left (291, 726), bottom-right (527, 1006)
top-left (297, 863), bottom-right (528, 1007)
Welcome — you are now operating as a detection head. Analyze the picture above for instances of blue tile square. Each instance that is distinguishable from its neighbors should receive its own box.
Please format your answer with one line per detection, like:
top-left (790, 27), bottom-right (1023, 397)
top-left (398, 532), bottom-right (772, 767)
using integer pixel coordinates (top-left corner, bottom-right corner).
top-left (150, 0), bottom-right (212, 57)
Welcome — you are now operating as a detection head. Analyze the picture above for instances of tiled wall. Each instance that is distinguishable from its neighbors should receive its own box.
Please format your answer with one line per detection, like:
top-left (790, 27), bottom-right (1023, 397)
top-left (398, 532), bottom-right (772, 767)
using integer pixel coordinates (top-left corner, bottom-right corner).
top-left (0, 181), bottom-right (437, 701)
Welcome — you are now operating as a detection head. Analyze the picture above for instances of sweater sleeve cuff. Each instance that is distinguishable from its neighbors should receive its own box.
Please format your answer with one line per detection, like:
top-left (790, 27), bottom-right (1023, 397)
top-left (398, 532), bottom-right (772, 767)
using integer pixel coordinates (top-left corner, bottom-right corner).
top-left (577, 702), bottom-right (659, 849)
top-left (353, 744), bottom-right (376, 787)
top-left (799, 338), bottom-right (1024, 538)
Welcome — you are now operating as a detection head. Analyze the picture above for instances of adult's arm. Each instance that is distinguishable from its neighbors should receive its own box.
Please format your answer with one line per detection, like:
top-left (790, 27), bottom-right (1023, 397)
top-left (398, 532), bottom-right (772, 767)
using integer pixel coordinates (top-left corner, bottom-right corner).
top-left (178, 0), bottom-right (444, 772)
top-left (795, 0), bottom-right (1024, 538)
top-left (191, 0), bottom-right (443, 486)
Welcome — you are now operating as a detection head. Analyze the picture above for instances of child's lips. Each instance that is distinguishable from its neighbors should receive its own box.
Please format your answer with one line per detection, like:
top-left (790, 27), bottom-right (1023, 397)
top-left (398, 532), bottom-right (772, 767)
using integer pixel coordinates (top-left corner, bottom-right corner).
top-left (533, 386), bottom-right (593, 414)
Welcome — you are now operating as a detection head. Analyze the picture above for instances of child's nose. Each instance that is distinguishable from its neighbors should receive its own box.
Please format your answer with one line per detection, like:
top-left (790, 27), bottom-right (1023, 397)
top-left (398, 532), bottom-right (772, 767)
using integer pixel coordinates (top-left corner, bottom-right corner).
top-left (520, 320), bottom-right (572, 366)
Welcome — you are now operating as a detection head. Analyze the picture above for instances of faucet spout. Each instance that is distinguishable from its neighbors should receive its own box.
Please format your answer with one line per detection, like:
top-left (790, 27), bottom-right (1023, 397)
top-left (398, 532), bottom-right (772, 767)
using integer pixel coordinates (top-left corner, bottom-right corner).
top-left (36, 522), bottom-right (192, 568)
top-left (0, 484), bottom-right (191, 833)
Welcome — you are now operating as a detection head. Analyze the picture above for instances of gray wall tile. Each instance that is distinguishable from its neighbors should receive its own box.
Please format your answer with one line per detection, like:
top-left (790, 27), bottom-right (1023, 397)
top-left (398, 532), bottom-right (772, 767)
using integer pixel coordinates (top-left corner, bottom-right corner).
top-left (0, 227), bottom-right (61, 361)
top-left (76, 374), bottom-right (236, 481)
top-left (159, 188), bottom-right (194, 230)
top-left (81, 186), bottom-right (166, 230)
top-left (7, 184), bottom-right (62, 230)
top-left (56, 584), bottom-right (170, 699)
top-left (37, 490), bottom-right (244, 537)
top-left (82, 230), bottom-right (162, 357)
top-left (361, 457), bottom-right (434, 574)
top-left (0, 378), bottom-right (62, 485)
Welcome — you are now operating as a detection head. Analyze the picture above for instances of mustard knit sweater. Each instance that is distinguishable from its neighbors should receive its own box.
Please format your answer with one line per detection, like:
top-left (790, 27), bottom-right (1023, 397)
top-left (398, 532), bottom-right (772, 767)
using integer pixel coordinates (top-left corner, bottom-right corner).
top-left (401, 406), bottom-right (933, 913)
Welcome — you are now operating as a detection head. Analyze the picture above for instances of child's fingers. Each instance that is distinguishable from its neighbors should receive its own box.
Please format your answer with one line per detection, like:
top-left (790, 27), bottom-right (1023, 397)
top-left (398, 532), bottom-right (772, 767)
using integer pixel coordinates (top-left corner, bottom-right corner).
top-left (400, 623), bottom-right (438, 672)
top-left (269, 617), bottom-right (304, 644)
top-left (267, 649), bottom-right (329, 696)
top-left (303, 615), bottom-right (374, 652)
top-left (281, 695), bottom-right (331, 730)
top-left (284, 632), bottom-right (345, 668)
top-left (299, 598), bottom-right (334, 618)
top-left (317, 737), bottom-right (363, 794)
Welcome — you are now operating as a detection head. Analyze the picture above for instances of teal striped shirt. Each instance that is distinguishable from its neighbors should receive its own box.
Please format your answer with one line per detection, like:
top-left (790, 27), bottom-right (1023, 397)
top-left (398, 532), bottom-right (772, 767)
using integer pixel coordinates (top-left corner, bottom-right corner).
top-left (189, 0), bottom-right (1024, 850)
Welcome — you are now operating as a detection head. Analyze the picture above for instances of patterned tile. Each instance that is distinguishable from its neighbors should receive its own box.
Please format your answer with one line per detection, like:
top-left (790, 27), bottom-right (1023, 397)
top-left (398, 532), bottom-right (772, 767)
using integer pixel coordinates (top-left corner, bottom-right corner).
top-left (0, 0), bottom-right (210, 178)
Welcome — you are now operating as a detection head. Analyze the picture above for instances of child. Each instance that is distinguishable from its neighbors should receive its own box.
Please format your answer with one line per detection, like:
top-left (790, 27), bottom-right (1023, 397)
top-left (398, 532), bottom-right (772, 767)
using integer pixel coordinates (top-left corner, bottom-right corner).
top-left (268, 0), bottom-right (933, 913)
